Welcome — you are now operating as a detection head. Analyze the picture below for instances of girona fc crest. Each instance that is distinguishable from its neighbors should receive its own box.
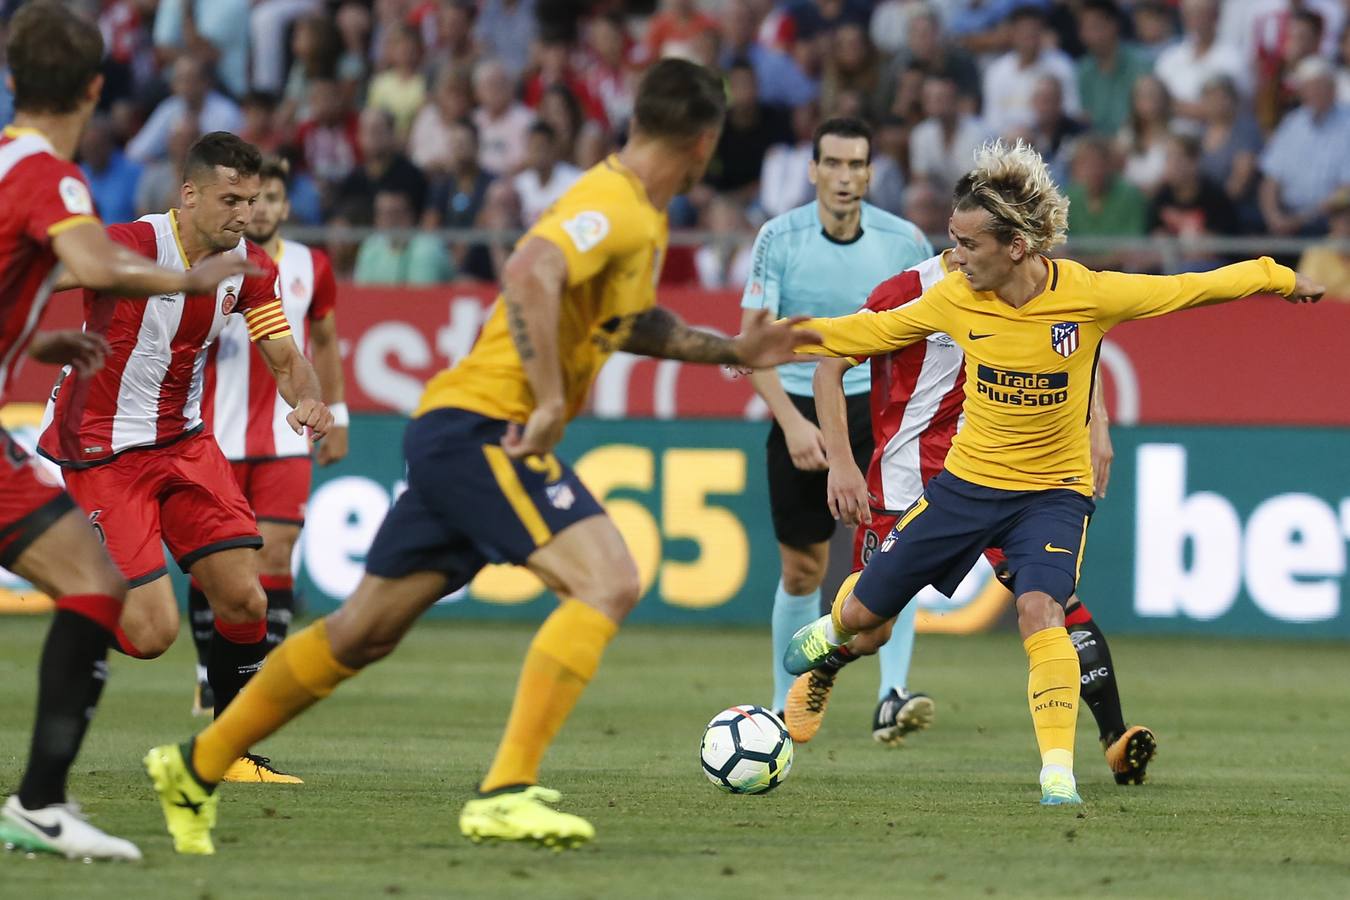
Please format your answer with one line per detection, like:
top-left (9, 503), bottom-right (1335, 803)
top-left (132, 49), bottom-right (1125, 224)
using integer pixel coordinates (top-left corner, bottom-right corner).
top-left (221, 287), bottom-right (238, 315)
top-left (1050, 322), bottom-right (1079, 358)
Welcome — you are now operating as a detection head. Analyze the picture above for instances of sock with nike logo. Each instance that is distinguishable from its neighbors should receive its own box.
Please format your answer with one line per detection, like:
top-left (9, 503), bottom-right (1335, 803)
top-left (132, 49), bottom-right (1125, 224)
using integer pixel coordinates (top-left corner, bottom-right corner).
top-left (1023, 625), bottom-right (1080, 774)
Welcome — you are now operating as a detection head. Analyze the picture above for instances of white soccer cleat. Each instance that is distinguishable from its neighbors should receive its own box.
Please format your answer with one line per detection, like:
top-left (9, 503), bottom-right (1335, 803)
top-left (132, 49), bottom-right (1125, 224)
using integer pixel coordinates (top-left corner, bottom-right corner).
top-left (1, 795), bottom-right (142, 861)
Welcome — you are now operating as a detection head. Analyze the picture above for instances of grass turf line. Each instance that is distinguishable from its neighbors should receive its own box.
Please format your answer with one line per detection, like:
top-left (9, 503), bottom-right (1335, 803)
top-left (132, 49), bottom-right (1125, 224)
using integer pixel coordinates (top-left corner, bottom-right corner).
top-left (1, 617), bottom-right (1348, 899)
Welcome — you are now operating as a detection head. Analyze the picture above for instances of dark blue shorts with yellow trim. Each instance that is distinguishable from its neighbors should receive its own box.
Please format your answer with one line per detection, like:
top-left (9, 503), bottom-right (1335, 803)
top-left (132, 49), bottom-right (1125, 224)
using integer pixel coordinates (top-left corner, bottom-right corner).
top-left (365, 408), bottom-right (604, 589)
top-left (854, 469), bottom-right (1094, 616)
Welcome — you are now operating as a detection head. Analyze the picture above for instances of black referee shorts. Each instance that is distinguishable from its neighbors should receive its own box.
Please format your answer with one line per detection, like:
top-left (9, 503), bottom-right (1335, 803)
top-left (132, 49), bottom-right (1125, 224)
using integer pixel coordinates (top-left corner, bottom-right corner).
top-left (765, 392), bottom-right (874, 549)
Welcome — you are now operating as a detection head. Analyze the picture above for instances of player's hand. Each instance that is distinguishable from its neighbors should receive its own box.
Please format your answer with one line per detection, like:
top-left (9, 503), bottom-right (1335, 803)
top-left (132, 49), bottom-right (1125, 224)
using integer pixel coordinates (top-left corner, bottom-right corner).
top-left (503, 401), bottom-right (565, 459)
top-left (733, 310), bottom-right (823, 369)
top-left (27, 330), bottom-right (109, 376)
top-left (827, 461), bottom-right (872, 527)
top-left (1089, 412), bottom-right (1114, 500)
top-left (287, 398), bottom-right (333, 441)
top-left (316, 425), bottom-right (349, 466)
top-left (1287, 273), bottom-right (1325, 304)
top-left (784, 419), bottom-right (828, 472)
top-left (183, 254), bottom-right (264, 294)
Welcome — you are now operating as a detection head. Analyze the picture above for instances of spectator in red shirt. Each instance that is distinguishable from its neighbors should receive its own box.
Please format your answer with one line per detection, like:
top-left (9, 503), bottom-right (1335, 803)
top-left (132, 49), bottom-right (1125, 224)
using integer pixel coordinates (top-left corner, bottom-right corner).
top-left (294, 77), bottom-right (361, 195)
top-left (642, 0), bottom-right (720, 63)
top-left (523, 36), bottom-right (608, 127)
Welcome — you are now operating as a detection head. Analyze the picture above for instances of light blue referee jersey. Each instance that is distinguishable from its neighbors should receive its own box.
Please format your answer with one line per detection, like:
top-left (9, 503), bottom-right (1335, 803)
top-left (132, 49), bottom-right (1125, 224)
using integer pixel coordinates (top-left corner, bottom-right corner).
top-left (740, 201), bottom-right (933, 396)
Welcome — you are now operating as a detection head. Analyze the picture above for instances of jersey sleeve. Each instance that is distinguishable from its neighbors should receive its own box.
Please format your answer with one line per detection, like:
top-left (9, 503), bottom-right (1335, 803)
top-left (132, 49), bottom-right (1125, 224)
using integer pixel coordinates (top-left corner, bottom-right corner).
top-left (527, 182), bottom-right (647, 288)
top-left (236, 248), bottom-right (291, 342)
top-left (797, 285), bottom-right (948, 359)
top-left (1092, 257), bottom-right (1298, 329)
top-left (22, 157), bottom-right (101, 242)
top-left (307, 249), bottom-right (338, 321)
top-left (862, 270), bottom-right (924, 313)
top-left (740, 221), bottom-right (784, 315)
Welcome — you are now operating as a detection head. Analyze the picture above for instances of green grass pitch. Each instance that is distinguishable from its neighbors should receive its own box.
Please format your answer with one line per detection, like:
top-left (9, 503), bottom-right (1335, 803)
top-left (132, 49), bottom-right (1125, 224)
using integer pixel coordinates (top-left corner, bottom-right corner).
top-left (2, 616), bottom-right (1348, 899)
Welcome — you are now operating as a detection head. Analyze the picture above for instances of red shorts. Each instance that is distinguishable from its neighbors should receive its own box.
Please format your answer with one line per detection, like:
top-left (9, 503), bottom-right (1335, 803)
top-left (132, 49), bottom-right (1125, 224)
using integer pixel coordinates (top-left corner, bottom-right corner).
top-left (852, 509), bottom-right (1006, 572)
top-left (0, 427), bottom-right (74, 569)
top-left (63, 430), bottom-right (261, 585)
top-left (229, 457), bottom-right (312, 525)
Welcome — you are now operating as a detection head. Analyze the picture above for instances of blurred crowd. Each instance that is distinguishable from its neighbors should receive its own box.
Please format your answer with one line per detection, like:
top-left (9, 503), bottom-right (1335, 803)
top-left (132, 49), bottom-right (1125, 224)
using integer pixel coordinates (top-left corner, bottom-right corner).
top-left (2, 0), bottom-right (1349, 294)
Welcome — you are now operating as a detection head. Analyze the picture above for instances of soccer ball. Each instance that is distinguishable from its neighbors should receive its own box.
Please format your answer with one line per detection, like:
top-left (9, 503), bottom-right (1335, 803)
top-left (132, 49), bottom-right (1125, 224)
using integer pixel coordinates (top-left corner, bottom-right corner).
top-left (699, 705), bottom-right (793, 794)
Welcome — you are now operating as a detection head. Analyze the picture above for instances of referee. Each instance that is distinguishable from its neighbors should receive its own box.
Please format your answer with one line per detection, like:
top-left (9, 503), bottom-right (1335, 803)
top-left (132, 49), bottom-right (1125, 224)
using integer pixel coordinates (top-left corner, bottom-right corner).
top-left (740, 117), bottom-right (933, 718)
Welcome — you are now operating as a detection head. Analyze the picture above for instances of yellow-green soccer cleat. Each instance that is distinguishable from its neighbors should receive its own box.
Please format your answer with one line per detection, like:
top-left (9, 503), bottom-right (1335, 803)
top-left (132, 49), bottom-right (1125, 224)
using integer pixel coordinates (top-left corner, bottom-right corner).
top-left (144, 744), bottom-right (219, 855)
top-left (1039, 770), bottom-right (1083, 806)
top-left (460, 786), bottom-right (594, 851)
top-left (782, 615), bottom-right (842, 676)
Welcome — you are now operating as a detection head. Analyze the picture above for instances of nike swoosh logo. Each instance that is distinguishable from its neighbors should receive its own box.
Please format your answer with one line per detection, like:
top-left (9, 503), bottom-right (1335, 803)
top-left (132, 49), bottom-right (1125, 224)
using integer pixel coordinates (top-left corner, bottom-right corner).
top-left (14, 812), bottom-right (61, 839)
top-left (1032, 687), bottom-right (1069, 699)
top-left (1044, 543), bottom-right (1073, 554)
top-left (968, 330), bottom-right (995, 340)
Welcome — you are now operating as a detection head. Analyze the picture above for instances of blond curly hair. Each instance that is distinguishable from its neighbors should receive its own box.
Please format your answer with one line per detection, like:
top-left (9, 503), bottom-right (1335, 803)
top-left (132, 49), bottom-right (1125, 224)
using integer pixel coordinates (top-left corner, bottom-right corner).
top-left (952, 140), bottom-right (1069, 254)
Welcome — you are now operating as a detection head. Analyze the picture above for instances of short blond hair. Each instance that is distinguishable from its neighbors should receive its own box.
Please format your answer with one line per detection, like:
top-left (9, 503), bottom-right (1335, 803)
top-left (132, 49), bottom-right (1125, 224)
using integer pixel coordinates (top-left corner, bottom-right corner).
top-left (953, 140), bottom-right (1069, 254)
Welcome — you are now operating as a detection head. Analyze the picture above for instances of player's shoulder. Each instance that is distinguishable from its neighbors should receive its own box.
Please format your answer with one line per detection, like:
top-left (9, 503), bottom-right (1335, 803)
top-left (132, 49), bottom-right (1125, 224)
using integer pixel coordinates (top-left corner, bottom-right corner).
top-left (0, 130), bottom-right (80, 183)
top-left (756, 202), bottom-right (820, 245)
top-left (861, 204), bottom-right (929, 248)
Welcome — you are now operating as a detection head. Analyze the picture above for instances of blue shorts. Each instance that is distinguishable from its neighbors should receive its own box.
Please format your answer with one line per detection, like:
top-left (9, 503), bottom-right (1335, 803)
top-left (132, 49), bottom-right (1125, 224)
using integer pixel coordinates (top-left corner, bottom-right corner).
top-left (854, 470), bottom-right (1093, 616)
top-left (365, 408), bottom-right (605, 589)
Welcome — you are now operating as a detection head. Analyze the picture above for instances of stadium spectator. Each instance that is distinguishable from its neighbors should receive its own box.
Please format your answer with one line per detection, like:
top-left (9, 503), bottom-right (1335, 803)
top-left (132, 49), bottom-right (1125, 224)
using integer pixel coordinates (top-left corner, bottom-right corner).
top-left (1130, 1), bottom-right (1178, 65)
top-left (1155, 0), bottom-right (1248, 121)
top-left (472, 59), bottom-right (535, 175)
top-left (866, 115), bottom-right (907, 215)
top-left (582, 14), bottom-right (638, 131)
top-left (523, 36), bottom-right (607, 126)
top-left (153, 0), bottom-right (250, 100)
top-left (423, 119), bottom-right (495, 270)
top-left (462, 180), bottom-right (523, 282)
top-left (1065, 135), bottom-right (1148, 245)
top-left (295, 78), bottom-right (362, 193)
top-left (79, 115), bottom-right (142, 225)
top-left (250, 0), bottom-right (323, 94)
top-left (980, 6), bottom-right (1081, 136)
top-left (472, 0), bottom-right (537, 77)
top-left (280, 15), bottom-right (341, 128)
top-left (882, 59), bottom-right (929, 124)
top-left (719, 0), bottom-right (819, 109)
top-left (126, 56), bottom-right (242, 164)
top-left (536, 84), bottom-right (595, 168)
top-left (900, 177), bottom-right (949, 240)
top-left (335, 2), bottom-right (373, 96)
top-left (695, 196), bottom-right (755, 289)
top-left (787, 0), bottom-right (873, 43)
top-left (759, 101), bottom-right (819, 219)
top-left (1297, 188), bottom-right (1350, 298)
top-left (1015, 75), bottom-right (1087, 186)
top-left (98, 0), bottom-right (158, 105)
top-left (1117, 74), bottom-right (1173, 196)
top-left (819, 24), bottom-right (882, 120)
top-left (909, 74), bottom-right (990, 194)
top-left (1197, 75), bottom-right (1263, 228)
top-left (368, 23), bottom-right (428, 138)
top-left (1253, 7), bottom-right (1326, 132)
top-left (703, 59), bottom-right (792, 202)
top-left (424, 0), bottom-right (480, 71)
top-left (1148, 131), bottom-right (1240, 272)
top-left (868, 0), bottom-right (927, 56)
top-left (337, 107), bottom-right (430, 220)
top-left (409, 67), bottom-right (474, 176)
top-left (643, 0), bottom-right (720, 63)
top-left (135, 118), bottom-right (198, 218)
top-left (512, 122), bottom-right (582, 225)
top-left (239, 91), bottom-right (284, 155)
top-left (354, 189), bottom-right (455, 285)
top-left (1076, 0), bottom-right (1152, 135)
top-left (1259, 56), bottom-right (1350, 236)
top-left (874, 6), bottom-right (981, 116)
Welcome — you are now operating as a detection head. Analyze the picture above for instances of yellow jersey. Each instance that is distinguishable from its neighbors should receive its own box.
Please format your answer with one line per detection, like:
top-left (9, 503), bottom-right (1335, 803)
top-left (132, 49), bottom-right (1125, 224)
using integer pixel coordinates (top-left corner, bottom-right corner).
top-left (799, 256), bottom-right (1297, 496)
top-left (416, 155), bottom-right (669, 422)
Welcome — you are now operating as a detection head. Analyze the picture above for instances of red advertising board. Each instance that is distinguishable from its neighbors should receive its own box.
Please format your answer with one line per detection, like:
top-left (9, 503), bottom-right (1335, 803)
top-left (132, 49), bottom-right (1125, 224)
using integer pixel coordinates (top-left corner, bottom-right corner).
top-left (10, 286), bottom-right (1348, 425)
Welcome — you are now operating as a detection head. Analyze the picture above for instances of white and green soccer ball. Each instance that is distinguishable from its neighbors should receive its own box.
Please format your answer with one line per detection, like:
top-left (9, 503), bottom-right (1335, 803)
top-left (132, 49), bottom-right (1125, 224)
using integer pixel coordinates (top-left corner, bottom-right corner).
top-left (700, 705), bottom-right (793, 794)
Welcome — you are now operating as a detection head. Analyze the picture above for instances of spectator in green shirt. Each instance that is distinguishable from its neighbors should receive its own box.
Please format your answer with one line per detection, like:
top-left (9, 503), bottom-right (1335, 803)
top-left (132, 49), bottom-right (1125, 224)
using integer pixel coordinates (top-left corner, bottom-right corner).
top-left (353, 189), bottom-right (455, 285)
top-left (1076, 0), bottom-right (1151, 135)
top-left (1065, 134), bottom-right (1148, 269)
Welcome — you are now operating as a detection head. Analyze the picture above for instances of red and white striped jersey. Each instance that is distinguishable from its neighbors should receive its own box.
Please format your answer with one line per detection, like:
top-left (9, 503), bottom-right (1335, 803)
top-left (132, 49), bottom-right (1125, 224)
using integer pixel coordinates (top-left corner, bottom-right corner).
top-left (859, 253), bottom-right (967, 512)
top-left (0, 126), bottom-right (101, 404)
top-left (39, 211), bottom-right (289, 467)
top-left (202, 239), bottom-right (337, 460)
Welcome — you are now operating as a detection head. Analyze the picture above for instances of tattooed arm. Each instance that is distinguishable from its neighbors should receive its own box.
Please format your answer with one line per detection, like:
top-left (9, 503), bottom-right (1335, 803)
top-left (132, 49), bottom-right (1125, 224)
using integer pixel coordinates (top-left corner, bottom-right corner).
top-left (599, 307), bottom-right (819, 368)
top-left (501, 237), bottom-right (568, 409)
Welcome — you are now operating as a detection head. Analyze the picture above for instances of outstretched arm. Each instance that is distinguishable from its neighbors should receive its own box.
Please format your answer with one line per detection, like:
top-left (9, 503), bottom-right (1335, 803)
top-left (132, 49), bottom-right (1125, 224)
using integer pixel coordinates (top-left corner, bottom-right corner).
top-left (600, 306), bottom-right (820, 368)
top-left (52, 221), bottom-right (259, 296)
top-left (1094, 257), bottom-right (1324, 327)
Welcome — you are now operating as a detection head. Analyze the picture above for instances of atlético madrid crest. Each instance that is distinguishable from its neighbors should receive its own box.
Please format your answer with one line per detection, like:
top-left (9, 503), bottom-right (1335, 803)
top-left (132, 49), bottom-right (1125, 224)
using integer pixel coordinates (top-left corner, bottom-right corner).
top-left (1050, 322), bottom-right (1079, 357)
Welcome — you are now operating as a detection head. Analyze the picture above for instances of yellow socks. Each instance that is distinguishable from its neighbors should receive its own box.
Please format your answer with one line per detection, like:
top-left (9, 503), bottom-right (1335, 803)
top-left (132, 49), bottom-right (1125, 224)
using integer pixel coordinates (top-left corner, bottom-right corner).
top-left (828, 573), bottom-right (860, 645)
top-left (479, 600), bottom-right (618, 793)
top-left (1023, 626), bottom-right (1080, 774)
top-left (192, 619), bottom-right (355, 784)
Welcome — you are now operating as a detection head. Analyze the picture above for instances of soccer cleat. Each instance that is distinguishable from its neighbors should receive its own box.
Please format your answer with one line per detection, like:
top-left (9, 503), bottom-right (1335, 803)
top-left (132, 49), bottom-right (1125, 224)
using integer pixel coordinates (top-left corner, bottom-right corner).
top-left (1039, 771), bottom-right (1083, 806)
top-left (871, 689), bottom-right (936, 747)
top-left (785, 669), bottom-right (836, 743)
top-left (1105, 725), bottom-right (1157, 785)
top-left (460, 786), bottom-right (594, 851)
top-left (144, 744), bottom-right (218, 855)
top-left (781, 615), bottom-right (841, 676)
top-left (0, 795), bottom-right (141, 861)
top-left (221, 754), bottom-right (303, 784)
top-left (191, 679), bottom-right (216, 718)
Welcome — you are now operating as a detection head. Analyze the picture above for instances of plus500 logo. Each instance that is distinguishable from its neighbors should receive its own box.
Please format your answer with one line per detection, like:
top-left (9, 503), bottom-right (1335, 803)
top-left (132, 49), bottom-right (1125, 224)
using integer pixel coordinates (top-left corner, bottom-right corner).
top-left (1134, 444), bottom-right (1346, 624)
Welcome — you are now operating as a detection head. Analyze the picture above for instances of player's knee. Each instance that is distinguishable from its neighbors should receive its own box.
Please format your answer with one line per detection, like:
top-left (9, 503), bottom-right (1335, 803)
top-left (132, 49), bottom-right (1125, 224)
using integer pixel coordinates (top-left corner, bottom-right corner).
top-left (595, 558), bottom-right (642, 616)
top-left (211, 584), bottom-right (267, 624)
top-left (123, 616), bottom-right (175, 658)
top-left (780, 551), bottom-right (826, 595)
